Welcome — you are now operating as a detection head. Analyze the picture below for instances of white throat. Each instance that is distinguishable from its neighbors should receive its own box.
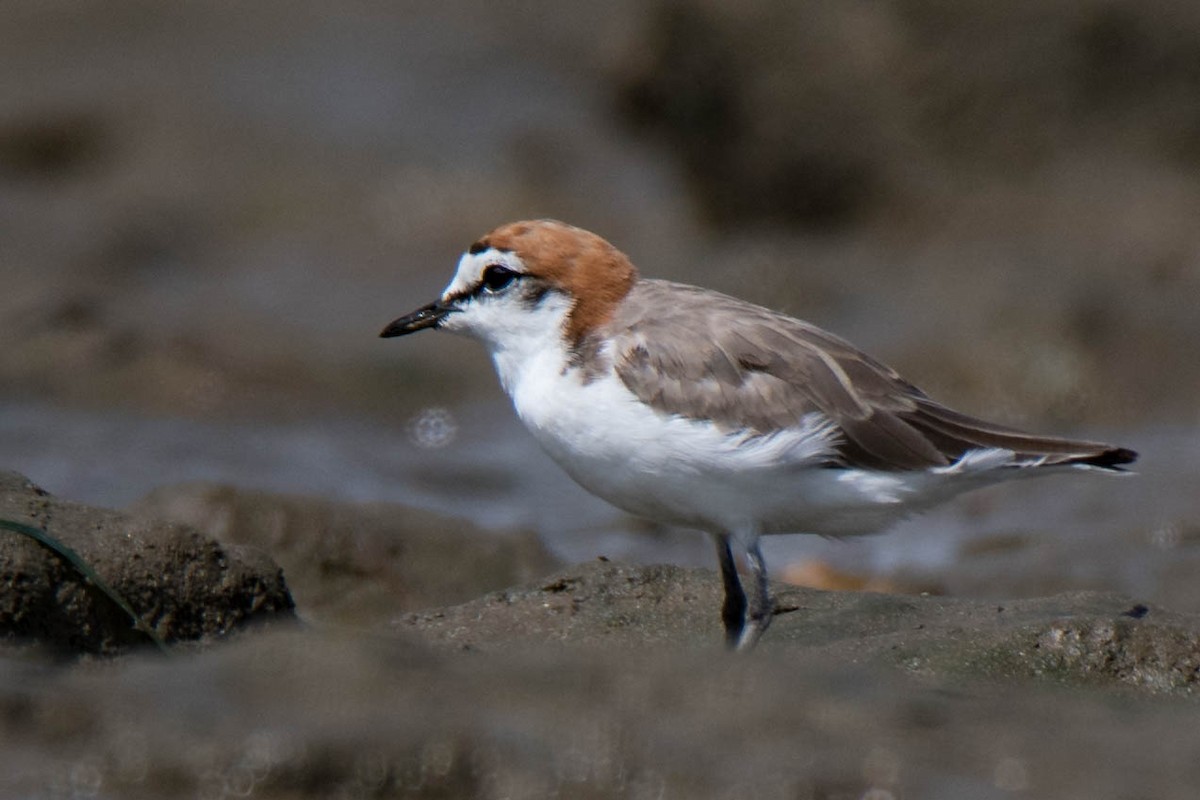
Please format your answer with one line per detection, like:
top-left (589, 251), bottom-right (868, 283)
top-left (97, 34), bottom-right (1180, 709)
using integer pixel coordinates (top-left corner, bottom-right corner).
top-left (487, 293), bottom-right (574, 397)
top-left (440, 286), bottom-right (576, 398)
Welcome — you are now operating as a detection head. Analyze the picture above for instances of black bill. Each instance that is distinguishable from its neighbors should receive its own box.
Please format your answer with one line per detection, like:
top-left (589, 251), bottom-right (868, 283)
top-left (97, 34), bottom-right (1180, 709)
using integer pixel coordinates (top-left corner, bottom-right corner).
top-left (379, 300), bottom-right (454, 338)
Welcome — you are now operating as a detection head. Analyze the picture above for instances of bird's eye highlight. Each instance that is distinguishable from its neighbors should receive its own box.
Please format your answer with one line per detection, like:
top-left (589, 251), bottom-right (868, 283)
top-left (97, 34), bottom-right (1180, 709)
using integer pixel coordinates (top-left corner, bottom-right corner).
top-left (481, 265), bottom-right (518, 293)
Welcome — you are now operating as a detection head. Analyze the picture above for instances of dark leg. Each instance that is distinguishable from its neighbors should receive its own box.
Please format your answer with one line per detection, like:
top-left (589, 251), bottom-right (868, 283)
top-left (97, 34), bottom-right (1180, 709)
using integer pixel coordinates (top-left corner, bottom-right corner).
top-left (735, 536), bottom-right (773, 652)
top-left (714, 533), bottom-right (746, 648)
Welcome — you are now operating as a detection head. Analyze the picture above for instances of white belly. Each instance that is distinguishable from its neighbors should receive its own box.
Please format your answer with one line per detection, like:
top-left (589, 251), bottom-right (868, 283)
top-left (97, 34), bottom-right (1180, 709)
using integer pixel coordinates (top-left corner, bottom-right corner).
top-left (504, 363), bottom-right (991, 536)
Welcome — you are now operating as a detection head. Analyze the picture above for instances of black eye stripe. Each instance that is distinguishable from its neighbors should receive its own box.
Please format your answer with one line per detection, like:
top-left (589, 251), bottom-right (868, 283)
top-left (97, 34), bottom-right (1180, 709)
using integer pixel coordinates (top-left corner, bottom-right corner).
top-left (521, 282), bottom-right (551, 309)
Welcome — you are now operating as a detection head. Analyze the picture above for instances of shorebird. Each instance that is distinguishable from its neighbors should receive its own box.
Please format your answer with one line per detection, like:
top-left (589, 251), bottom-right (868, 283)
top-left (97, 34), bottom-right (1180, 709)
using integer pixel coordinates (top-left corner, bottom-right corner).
top-left (381, 220), bottom-right (1137, 650)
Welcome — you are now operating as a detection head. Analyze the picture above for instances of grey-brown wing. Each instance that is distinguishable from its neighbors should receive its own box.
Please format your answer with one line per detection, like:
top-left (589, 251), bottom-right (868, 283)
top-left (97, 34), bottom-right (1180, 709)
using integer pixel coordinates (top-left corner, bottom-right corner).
top-left (609, 280), bottom-right (1135, 471)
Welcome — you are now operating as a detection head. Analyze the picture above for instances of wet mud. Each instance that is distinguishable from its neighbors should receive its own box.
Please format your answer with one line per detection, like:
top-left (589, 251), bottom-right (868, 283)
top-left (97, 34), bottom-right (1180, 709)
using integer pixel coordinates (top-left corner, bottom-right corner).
top-left (3, 479), bottom-right (1200, 798)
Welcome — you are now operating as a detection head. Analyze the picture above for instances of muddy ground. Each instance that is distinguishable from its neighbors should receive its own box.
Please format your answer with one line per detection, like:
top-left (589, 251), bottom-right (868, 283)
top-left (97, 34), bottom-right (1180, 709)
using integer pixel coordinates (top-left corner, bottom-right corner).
top-left (3, 475), bottom-right (1200, 798)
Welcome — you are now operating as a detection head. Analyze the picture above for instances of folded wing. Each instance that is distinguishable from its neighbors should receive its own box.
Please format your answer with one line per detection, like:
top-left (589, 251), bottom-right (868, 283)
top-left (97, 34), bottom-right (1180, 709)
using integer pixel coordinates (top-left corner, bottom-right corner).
top-left (609, 280), bottom-right (1136, 472)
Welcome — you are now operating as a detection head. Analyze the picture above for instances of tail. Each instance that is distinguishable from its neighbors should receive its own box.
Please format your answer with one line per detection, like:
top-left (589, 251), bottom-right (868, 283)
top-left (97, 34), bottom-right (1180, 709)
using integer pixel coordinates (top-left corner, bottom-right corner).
top-left (902, 398), bottom-right (1138, 472)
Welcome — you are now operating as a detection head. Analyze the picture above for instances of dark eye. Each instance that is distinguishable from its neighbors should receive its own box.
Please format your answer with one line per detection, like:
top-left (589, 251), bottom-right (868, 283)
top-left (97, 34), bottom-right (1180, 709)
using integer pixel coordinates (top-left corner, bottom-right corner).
top-left (481, 265), bottom-right (518, 292)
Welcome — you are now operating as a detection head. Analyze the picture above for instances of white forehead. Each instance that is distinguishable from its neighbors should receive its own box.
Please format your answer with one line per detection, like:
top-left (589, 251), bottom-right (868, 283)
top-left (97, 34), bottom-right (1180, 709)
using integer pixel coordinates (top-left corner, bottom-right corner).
top-left (441, 248), bottom-right (526, 299)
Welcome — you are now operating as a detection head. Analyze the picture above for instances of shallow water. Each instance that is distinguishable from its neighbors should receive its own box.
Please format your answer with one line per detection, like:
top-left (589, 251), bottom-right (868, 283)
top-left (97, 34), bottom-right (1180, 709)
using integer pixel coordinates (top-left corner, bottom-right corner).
top-left (4, 401), bottom-right (1193, 606)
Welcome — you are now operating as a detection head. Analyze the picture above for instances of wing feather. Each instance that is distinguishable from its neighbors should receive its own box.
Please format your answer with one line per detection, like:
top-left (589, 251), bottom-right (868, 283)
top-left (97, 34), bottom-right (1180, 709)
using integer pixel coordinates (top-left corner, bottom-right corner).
top-left (607, 280), bottom-right (1135, 472)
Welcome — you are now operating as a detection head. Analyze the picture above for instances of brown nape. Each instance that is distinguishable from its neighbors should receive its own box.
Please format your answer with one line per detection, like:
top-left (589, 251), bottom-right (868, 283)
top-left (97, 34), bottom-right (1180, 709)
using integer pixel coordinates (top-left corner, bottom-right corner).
top-left (476, 220), bottom-right (639, 345)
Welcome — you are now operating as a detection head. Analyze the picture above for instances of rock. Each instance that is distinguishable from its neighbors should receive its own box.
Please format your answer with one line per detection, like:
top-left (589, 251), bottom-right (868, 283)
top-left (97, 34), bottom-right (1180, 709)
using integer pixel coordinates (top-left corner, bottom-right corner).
top-left (401, 559), bottom-right (1200, 693)
top-left (131, 482), bottom-right (560, 626)
top-left (0, 471), bottom-right (293, 653)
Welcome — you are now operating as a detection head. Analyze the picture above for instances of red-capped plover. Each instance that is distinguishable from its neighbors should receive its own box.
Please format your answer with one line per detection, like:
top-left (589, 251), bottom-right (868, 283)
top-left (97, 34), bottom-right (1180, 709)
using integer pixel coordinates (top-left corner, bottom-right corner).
top-left (381, 220), bottom-right (1137, 650)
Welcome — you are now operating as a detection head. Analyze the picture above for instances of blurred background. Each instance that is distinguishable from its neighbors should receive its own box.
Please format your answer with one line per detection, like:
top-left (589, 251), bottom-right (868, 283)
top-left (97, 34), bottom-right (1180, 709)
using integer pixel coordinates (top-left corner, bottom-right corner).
top-left (2, 0), bottom-right (1199, 604)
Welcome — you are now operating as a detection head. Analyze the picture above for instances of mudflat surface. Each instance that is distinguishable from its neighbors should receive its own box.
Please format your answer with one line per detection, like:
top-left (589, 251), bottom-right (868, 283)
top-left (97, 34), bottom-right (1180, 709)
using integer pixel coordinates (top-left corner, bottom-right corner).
top-left (402, 559), bottom-right (1200, 694)
top-left (4, 628), bottom-right (1200, 800)
top-left (2, 479), bottom-right (1200, 798)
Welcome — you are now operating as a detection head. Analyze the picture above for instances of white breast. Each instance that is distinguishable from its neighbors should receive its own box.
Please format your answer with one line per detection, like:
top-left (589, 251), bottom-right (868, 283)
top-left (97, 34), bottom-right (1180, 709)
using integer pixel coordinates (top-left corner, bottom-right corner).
top-left (501, 339), bottom-right (875, 529)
